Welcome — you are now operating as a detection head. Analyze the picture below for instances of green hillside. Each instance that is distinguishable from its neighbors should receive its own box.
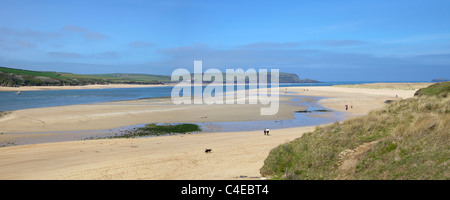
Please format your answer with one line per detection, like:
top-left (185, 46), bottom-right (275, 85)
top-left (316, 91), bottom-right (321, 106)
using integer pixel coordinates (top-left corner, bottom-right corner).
top-left (0, 66), bottom-right (171, 86)
top-left (188, 72), bottom-right (320, 83)
top-left (261, 82), bottom-right (450, 180)
top-left (0, 66), bottom-right (317, 87)
top-left (91, 73), bottom-right (171, 83)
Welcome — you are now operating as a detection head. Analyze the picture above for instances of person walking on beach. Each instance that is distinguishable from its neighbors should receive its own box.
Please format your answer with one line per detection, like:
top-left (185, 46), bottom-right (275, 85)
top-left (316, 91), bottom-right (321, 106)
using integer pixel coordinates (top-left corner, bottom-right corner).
top-left (264, 128), bottom-right (267, 135)
top-left (266, 128), bottom-right (270, 136)
top-left (345, 105), bottom-right (348, 111)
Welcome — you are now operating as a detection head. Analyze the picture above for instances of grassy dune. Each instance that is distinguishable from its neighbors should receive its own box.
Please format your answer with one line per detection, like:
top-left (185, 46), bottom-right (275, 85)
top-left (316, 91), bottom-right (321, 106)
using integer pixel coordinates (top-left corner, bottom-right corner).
top-left (414, 81), bottom-right (450, 97)
top-left (261, 82), bottom-right (450, 180)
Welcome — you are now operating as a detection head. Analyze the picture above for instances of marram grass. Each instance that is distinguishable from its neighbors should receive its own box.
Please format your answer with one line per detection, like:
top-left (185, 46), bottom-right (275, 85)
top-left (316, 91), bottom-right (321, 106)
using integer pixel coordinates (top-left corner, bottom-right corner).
top-left (261, 82), bottom-right (449, 180)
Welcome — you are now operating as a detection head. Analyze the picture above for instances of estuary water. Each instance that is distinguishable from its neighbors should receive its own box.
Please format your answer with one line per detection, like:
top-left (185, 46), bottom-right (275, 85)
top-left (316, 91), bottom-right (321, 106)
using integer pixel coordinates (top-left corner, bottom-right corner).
top-left (0, 81), bottom-right (405, 111)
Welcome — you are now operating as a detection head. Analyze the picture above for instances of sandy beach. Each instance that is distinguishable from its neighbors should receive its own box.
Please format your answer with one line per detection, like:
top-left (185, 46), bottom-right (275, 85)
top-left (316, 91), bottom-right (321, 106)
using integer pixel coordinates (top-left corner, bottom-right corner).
top-left (0, 83), bottom-right (430, 179)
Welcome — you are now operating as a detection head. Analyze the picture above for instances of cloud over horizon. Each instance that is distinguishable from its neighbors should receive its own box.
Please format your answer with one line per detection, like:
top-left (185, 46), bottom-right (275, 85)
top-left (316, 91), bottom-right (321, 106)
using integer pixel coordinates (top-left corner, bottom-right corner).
top-left (61, 25), bottom-right (108, 41)
top-left (48, 51), bottom-right (119, 60)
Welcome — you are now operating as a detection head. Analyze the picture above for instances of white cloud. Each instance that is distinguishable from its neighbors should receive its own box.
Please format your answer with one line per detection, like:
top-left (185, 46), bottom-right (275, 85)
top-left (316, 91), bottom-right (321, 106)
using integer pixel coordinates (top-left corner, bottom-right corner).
top-left (127, 40), bottom-right (155, 48)
top-left (0, 27), bottom-right (62, 41)
top-left (61, 25), bottom-right (107, 41)
top-left (48, 51), bottom-right (83, 59)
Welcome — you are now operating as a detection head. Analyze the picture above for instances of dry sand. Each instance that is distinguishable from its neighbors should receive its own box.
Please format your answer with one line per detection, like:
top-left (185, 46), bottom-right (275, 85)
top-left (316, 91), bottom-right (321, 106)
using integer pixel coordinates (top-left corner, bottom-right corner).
top-left (0, 83), bottom-right (429, 179)
top-left (0, 126), bottom-right (316, 180)
top-left (285, 85), bottom-right (421, 117)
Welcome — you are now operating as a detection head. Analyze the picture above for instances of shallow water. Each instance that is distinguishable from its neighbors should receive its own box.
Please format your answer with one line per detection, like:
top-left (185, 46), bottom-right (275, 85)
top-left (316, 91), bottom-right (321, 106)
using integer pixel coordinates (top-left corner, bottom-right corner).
top-left (1, 95), bottom-right (346, 146)
top-left (196, 96), bottom-right (345, 132)
top-left (0, 86), bottom-right (174, 111)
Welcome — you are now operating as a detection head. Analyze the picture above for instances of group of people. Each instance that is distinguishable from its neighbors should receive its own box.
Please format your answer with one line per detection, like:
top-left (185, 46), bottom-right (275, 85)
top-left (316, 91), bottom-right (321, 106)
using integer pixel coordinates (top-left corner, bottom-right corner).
top-left (345, 104), bottom-right (353, 111)
top-left (264, 128), bottom-right (270, 136)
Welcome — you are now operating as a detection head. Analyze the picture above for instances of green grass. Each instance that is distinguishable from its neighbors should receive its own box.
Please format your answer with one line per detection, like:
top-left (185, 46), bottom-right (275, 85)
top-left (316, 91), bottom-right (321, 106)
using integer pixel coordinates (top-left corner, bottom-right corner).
top-left (0, 66), bottom-right (69, 79)
top-left (0, 66), bottom-right (109, 86)
top-left (261, 82), bottom-right (450, 180)
top-left (414, 81), bottom-right (450, 97)
top-left (109, 123), bottom-right (201, 138)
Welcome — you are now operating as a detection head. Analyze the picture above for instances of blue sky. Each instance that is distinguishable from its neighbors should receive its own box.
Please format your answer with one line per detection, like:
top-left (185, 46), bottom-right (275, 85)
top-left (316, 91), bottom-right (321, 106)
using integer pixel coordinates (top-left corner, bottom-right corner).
top-left (0, 0), bottom-right (449, 81)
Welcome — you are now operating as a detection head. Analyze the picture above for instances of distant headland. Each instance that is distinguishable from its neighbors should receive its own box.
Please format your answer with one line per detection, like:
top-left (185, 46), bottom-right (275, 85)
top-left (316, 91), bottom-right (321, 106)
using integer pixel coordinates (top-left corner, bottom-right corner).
top-left (0, 66), bottom-right (319, 87)
top-left (431, 78), bottom-right (449, 82)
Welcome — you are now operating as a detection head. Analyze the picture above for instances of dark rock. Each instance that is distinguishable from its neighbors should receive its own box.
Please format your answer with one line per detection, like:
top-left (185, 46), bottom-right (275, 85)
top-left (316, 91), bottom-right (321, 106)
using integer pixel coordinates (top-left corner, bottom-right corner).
top-left (384, 100), bottom-right (395, 104)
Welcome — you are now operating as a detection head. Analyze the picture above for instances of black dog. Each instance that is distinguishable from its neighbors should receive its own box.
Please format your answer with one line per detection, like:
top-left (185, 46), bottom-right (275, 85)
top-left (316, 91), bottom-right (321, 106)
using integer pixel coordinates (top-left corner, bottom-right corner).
top-left (205, 149), bottom-right (212, 153)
